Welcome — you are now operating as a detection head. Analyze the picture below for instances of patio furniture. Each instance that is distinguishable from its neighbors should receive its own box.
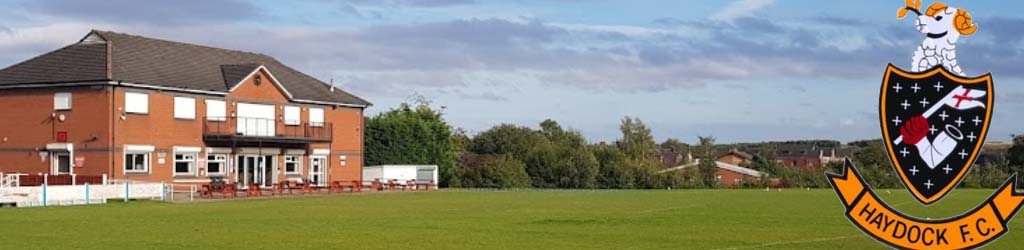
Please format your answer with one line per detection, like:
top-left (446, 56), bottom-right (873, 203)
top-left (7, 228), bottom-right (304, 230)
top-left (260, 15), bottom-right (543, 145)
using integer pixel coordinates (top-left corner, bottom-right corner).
top-left (415, 180), bottom-right (437, 191)
top-left (404, 180), bottom-right (415, 191)
top-left (329, 181), bottom-right (362, 193)
top-left (387, 179), bottom-right (398, 191)
top-left (371, 179), bottom-right (383, 191)
top-left (281, 180), bottom-right (302, 194)
top-left (199, 184), bottom-right (215, 198)
top-left (221, 184), bottom-right (238, 198)
top-left (246, 184), bottom-right (263, 197)
top-left (302, 180), bottom-right (320, 194)
top-left (271, 182), bottom-right (286, 196)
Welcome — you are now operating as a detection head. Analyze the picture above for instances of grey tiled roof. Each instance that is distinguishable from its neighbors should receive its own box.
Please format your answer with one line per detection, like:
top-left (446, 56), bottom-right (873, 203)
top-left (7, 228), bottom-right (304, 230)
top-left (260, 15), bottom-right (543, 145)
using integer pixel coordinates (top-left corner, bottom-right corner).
top-left (0, 30), bottom-right (370, 107)
top-left (0, 43), bottom-right (109, 85)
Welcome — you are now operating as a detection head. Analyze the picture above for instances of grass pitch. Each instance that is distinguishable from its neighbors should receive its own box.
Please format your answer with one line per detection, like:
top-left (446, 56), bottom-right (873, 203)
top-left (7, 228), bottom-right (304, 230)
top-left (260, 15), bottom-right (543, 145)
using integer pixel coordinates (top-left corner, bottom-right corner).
top-left (0, 188), bottom-right (1020, 249)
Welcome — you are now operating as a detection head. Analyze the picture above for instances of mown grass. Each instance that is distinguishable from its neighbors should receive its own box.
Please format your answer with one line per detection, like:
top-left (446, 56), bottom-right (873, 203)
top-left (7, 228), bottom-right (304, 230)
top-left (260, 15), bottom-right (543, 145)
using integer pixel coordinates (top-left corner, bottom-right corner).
top-left (0, 188), bottom-right (1021, 249)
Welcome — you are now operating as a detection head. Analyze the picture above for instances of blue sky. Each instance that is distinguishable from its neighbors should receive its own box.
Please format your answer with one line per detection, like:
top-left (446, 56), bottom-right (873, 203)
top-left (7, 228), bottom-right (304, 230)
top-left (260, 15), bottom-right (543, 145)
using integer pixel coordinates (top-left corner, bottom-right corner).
top-left (1, 0), bottom-right (1023, 144)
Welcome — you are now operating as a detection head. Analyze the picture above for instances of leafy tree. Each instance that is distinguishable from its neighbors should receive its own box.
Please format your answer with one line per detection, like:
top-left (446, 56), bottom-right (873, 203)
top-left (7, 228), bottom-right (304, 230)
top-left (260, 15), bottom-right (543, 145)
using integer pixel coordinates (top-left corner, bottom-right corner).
top-left (660, 138), bottom-right (689, 153)
top-left (697, 136), bottom-right (720, 188)
top-left (1007, 135), bottom-right (1024, 175)
top-left (364, 100), bottom-right (458, 187)
top-left (468, 120), bottom-right (598, 188)
top-left (614, 117), bottom-right (666, 188)
top-left (617, 117), bottom-right (656, 161)
top-left (459, 154), bottom-right (531, 188)
top-left (592, 143), bottom-right (636, 188)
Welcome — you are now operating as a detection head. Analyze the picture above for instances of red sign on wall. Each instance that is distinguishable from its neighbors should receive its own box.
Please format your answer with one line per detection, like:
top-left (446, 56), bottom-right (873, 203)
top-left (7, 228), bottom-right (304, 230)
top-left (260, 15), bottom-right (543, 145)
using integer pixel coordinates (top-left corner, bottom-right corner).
top-left (56, 132), bottom-right (68, 142)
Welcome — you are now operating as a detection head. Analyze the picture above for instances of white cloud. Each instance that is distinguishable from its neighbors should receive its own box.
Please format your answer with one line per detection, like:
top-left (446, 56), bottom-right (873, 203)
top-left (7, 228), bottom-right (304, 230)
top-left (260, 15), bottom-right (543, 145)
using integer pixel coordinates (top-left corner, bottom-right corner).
top-left (711, 0), bottom-right (776, 22)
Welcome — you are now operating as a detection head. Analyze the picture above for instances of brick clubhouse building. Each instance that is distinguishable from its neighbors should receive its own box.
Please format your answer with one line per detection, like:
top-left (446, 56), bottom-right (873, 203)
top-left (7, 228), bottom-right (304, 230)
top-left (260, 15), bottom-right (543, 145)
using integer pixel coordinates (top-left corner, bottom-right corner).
top-left (0, 30), bottom-right (369, 188)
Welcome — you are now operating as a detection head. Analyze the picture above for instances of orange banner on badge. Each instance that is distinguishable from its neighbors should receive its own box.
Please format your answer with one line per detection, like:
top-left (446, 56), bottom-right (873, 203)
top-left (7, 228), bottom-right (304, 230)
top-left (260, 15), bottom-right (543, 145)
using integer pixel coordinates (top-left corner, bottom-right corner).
top-left (827, 161), bottom-right (1024, 249)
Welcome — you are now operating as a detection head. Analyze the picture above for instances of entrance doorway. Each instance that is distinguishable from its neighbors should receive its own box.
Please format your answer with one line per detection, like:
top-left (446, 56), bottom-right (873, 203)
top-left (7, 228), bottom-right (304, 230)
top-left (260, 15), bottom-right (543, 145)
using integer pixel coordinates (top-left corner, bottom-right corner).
top-left (236, 155), bottom-right (275, 188)
top-left (309, 156), bottom-right (327, 186)
top-left (52, 153), bottom-right (72, 175)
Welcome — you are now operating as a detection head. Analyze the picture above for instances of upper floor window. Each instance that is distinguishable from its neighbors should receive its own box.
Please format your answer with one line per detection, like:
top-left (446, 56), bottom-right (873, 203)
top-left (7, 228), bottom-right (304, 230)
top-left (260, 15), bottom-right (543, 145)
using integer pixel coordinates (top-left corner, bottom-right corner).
top-left (174, 96), bottom-right (196, 119)
top-left (125, 92), bottom-right (149, 114)
top-left (284, 106), bottom-right (300, 126)
top-left (54, 92), bottom-right (71, 110)
top-left (206, 99), bottom-right (226, 121)
top-left (310, 108), bottom-right (324, 127)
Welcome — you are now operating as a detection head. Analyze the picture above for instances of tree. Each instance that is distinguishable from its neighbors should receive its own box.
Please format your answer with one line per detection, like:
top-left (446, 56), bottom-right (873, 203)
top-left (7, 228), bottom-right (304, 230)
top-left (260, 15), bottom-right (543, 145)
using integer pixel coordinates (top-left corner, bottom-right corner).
top-left (660, 138), bottom-right (689, 153)
top-left (364, 100), bottom-right (458, 187)
top-left (617, 117), bottom-right (656, 161)
top-left (697, 136), bottom-right (720, 188)
top-left (467, 120), bottom-right (598, 188)
top-left (460, 154), bottom-right (531, 188)
top-left (613, 117), bottom-right (666, 188)
top-left (1007, 135), bottom-right (1024, 175)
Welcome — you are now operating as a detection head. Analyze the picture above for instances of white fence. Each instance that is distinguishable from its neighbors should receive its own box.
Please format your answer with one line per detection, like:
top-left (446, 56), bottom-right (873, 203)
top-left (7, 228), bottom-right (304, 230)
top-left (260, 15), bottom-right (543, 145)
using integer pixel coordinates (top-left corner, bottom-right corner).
top-left (1, 180), bottom-right (167, 207)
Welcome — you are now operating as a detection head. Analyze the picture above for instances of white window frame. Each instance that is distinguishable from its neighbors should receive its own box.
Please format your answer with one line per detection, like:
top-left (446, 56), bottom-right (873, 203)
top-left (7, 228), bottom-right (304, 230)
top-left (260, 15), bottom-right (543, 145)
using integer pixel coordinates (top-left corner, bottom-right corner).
top-left (173, 96), bottom-right (196, 120)
top-left (283, 106), bottom-right (301, 126)
top-left (124, 152), bottom-right (151, 174)
top-left (124, 92), bottom-right (149, 114)
top-left (54, 92), bottom-right (71, 110)
top-left (206, 154), bottom-right (228, 176)
top-left (173, 153), bottom-right (198, 176)
top-left (205, 99), bottom-right (226, 121)
top-left (309, 108), bottom-right (324, 127)
top-left (284, 155), bottom-right (303, 175)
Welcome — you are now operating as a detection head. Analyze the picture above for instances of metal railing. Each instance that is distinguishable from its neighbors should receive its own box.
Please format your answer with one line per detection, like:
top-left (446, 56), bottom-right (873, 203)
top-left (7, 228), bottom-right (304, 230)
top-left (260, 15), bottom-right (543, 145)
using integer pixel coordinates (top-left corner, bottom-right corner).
top-left (203, 116), bottom-right (332, 141)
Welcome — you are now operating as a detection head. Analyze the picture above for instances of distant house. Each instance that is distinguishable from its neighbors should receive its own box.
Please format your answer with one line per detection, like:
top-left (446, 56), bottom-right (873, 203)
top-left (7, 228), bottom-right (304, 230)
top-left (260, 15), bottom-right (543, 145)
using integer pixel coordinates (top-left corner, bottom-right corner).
top-left (659, 160), bottom-right (766, 188)
top-left (717, 149), bottom-right (753, 166)
top-left (653, 147), bottom-right (691, 168)
top-left (774, 144), bottom-right (850, 170)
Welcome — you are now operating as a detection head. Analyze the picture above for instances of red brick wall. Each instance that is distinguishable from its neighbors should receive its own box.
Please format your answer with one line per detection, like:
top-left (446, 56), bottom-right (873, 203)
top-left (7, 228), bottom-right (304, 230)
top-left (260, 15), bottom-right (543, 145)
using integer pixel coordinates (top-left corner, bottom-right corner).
top-left (111, 87), bottom-right (207, 182)
top-left (0, 86), bottom-right (114, 176)
top-left (717, 168), bottom-right (758, 188)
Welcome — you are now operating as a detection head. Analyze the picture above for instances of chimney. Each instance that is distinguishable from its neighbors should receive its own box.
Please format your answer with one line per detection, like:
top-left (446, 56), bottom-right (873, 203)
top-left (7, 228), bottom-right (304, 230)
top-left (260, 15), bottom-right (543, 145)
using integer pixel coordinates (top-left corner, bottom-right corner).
top-left (330, 78), bottom-right (336, 92)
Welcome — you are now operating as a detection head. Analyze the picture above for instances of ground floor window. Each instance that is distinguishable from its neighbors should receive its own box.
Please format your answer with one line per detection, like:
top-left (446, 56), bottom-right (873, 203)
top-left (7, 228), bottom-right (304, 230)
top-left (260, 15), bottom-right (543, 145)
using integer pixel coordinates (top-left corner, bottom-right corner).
top-left (207, 154), bottom-right (227, 176)
top-left (125, 153), bottom-right (150, 174)
top-left (284, 155), bottom-right (302, 175)
top-left (174, 153), bottom-right (197, 176)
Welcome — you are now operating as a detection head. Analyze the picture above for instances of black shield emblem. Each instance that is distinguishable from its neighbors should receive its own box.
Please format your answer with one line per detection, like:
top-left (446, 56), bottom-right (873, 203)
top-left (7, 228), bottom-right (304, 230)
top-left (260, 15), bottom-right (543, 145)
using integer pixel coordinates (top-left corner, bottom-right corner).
top-left (880, 64), bottom-right (993, 205)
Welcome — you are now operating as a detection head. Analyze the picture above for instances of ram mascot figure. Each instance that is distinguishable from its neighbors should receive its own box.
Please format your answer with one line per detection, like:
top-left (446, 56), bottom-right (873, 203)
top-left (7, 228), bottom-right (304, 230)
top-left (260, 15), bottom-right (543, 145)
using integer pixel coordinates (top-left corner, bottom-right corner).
top-left (898, 0), bottom-right (978, 76)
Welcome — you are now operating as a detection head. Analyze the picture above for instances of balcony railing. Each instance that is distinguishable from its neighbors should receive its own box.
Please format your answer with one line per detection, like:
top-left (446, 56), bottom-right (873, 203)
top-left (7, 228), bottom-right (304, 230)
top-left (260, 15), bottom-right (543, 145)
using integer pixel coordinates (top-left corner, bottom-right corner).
top-left (203, 116), bottom-right (332, 142)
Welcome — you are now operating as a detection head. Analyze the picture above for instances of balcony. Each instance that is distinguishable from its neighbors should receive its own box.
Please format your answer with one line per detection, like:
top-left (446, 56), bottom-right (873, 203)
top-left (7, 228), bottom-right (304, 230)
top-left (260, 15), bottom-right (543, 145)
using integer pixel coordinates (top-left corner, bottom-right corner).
top-left (203, 117), bottom-right (332, 144)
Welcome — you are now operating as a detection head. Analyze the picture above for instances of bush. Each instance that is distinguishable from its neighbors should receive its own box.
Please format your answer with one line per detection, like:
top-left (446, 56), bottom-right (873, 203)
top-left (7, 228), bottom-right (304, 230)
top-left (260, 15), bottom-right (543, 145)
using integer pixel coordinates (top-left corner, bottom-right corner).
top-left (460, 154), bottom-right (531, 188)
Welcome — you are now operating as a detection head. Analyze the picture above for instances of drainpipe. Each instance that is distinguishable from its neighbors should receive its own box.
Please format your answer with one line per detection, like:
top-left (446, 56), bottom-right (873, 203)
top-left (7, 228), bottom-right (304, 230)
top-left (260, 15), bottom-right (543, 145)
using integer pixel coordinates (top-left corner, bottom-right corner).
top-left (110, 83), bottom-right (118, 180)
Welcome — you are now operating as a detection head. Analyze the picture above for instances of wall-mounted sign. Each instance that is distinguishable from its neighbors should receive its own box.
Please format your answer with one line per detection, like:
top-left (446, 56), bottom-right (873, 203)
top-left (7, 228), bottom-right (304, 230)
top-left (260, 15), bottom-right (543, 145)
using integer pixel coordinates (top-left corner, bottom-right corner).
top-left (56, 132), bottom-right (68, 142)
top-left (74, 156), bottom-right (85, 167)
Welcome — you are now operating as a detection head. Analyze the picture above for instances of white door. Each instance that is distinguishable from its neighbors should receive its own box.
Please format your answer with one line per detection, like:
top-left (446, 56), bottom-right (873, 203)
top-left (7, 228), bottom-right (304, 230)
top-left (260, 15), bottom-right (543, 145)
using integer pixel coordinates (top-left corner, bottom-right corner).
top-left (310, 157), bottom-right (327, 186)
top-left (236, 103), bottom-right (276, 136)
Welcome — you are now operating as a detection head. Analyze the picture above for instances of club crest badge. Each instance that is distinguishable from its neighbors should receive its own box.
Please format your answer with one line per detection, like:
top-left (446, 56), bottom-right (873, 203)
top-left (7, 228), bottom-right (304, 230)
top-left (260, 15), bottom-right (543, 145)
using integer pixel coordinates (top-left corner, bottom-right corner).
top-left (881, 65), bottom-right (991, 205)
top-left (827, 1), bottom-right (1024, 249)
